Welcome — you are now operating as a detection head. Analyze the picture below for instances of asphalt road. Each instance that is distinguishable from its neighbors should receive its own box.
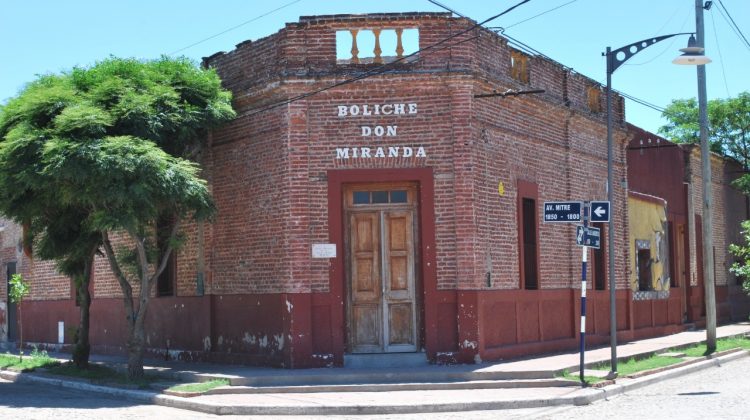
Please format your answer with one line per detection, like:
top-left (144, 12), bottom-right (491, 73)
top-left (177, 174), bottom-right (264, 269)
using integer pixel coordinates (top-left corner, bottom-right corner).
top-left (1, 356), bottom-right (748, 419)
top-left (532, 355), bottom-right (750, 420)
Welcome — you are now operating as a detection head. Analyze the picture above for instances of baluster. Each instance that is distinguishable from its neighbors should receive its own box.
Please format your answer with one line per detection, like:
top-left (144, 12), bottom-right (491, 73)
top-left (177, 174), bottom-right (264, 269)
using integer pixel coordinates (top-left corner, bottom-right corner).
top-left (395, 28), bottom-right (404, 58)
top-left (350, 29), bottom-right (359, 64)
top-left (373, 29), bottom-right (383, 64)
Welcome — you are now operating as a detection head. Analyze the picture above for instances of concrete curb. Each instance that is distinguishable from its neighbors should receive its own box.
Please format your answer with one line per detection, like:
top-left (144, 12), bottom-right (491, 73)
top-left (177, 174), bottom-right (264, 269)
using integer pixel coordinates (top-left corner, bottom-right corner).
top-left (0, 349), bottom-right (746, 416)
top-left (570, 349), bottom-right (749, 406)
top-left (0, 369), bottom-right (158, 404)
top-left (205, 378), bottom-right (579, 395)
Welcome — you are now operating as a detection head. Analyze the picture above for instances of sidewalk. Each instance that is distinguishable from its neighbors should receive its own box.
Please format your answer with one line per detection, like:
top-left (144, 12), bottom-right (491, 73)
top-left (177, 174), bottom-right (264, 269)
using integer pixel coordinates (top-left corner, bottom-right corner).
top-left (2, 322), bottom-right (749, 416)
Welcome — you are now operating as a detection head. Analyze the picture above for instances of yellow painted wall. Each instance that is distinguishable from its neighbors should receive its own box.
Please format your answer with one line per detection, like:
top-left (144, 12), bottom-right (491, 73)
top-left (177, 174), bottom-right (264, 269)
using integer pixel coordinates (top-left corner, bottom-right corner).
top-left (628, 196), bottom-right (669, 292)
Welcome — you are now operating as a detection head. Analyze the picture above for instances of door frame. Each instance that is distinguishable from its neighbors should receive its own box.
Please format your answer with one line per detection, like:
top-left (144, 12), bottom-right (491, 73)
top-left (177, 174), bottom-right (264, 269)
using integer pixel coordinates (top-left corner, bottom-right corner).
top-left (327, 169), bottom-right (438, 356)
top-left (343, 182), bottom-right (419, 353)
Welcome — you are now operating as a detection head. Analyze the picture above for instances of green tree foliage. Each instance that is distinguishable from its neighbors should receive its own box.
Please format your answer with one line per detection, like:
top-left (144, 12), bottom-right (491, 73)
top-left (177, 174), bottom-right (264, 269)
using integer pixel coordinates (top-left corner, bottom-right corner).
top-left (0, 56), bottom-right (235, 378)
top-left (8, 274), bottom-right (30, 361)
top-left (730, 220), bottom-right (750, 295)
top-left (659, 91), bottom-right (750, 169)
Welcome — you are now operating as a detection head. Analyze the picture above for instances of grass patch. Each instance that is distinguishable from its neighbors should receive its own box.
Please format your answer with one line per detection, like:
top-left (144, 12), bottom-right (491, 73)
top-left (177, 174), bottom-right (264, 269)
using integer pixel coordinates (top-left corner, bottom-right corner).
top-left (558, 369), bottom-right (604, 385)
top-left (0, 348), bottom-right (59, 371)
top-left (166, 379), bottom-right (230, 393)
top-left (680, 336), bottom-right (750, 357)
top-left (609, 355), bottom-right (683, 376)
top-left (45, 362), bottom-right (159, 389)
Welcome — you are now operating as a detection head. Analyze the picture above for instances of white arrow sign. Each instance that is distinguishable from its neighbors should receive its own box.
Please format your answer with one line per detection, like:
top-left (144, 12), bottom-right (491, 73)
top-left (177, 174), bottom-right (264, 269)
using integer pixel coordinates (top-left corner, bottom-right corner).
top-left (589, 201), bottom-right (610, 222)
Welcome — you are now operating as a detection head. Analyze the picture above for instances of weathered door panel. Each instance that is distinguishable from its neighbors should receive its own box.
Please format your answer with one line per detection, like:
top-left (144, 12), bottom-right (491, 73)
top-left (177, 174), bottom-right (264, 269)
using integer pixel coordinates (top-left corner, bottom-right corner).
top-left (383, 211), bottom-right (416, 351)
top-left (349, 212), bottom-right (382, 352)
top-left (345, 184), bottom-right (418, 353)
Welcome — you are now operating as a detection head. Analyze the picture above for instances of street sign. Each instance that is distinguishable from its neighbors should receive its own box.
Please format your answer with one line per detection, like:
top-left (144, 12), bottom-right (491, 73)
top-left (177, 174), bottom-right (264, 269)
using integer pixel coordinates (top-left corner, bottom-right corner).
top-left (590, 201), bottom-right (611, 223)
top-left (543, 201), bottom-right (583, 223)
top-left (576, 225), bottom-right (601, 249)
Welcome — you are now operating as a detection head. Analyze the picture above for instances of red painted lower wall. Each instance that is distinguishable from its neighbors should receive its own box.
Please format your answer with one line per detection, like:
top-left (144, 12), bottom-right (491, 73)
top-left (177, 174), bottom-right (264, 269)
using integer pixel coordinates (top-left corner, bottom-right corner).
top-left (16, 285), bottom-right (748, 368)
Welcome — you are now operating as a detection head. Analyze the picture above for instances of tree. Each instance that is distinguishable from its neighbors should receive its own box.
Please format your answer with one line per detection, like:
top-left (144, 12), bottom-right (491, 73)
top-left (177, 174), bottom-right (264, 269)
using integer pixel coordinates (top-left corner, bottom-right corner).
top-left (659, 91), bottom-right (750, 169)
top-left (8, 274), bottom-right (29, 361)
top-left (730, 220), bottom-right (750, 296)
top-left (0, 73), bottom-right (100, 368)
top-left (0, 57), bottom-right (235, 378)
top-left (46, 135), bottom-right (216, 379)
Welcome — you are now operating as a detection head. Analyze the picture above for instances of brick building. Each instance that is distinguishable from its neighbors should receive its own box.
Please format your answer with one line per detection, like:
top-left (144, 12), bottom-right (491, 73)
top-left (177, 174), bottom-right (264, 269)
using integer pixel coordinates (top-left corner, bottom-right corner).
top-left (1, 13), bottom-right (747, 366)
top-left (627, 125), bottom-right (749, 332)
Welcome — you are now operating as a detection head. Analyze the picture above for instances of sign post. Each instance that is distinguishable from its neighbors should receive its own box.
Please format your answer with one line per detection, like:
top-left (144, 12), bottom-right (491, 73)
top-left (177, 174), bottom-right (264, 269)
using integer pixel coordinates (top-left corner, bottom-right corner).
top-left (579, 202), bottom-right (589, 384)
top-left (543, 199), bottom-right (591, 385)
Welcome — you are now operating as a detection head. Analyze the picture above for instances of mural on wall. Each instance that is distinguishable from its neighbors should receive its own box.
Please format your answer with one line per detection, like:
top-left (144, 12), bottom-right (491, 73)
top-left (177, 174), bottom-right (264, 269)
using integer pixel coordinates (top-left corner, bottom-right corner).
top-left (628, 194), bottom-right (670, 300)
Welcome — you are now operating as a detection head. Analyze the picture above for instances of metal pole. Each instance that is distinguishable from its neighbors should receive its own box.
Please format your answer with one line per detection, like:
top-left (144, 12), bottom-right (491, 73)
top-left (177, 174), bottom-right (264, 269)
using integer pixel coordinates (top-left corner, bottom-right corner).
top-left (696, 0), bottom-right (716, 351)
top-left (579, 203), bottom-right (589, 385)
top-left (605, 47), bottom-right (618, 377)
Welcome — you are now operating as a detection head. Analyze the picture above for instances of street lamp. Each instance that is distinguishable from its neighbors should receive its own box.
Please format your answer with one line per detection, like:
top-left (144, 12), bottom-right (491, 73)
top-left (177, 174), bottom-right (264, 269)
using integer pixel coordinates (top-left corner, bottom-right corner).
top-left (604, 16), bottom-right (711, 376)
top-left (673, 1), bottom-right (716, 353)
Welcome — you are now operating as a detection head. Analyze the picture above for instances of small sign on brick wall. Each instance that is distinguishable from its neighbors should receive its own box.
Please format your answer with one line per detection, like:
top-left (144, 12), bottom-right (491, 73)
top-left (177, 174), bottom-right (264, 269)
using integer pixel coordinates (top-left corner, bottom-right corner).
top-left (312, 244), bottom-right (337, 259)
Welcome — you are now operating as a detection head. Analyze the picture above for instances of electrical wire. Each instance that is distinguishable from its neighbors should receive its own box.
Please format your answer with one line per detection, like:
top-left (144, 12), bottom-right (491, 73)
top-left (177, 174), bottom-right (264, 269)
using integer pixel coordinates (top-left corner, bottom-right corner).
top-left (242, 0), bottom-right (533, 117)
top-left (497, 30), bottom-right (668, 113)
top-left (168, 0), bottom-right (304, 56)
top-left (425, 0), bottom-right (464, 18)
top-left (716, 0), bottom-right (750, 51)
top-left (501, 0), bottom-right (578, 30)
top-left (709, 7), bottom-right (732, 97)
top-left (623, 8), bottom-right (691, 67)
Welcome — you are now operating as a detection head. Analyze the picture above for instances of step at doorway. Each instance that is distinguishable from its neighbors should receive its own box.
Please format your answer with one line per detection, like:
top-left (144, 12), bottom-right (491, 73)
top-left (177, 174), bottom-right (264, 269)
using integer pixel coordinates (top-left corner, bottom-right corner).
top-left (344, 352), bottom-right (428, 369)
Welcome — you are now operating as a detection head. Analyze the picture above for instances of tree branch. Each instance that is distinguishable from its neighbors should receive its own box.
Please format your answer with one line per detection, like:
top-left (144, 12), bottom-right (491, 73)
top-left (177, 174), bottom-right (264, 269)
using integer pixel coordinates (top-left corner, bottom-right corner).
top-left (149, 218), bottom-right (181, 287)
top-left (102, 231), bottom-right (135, 323)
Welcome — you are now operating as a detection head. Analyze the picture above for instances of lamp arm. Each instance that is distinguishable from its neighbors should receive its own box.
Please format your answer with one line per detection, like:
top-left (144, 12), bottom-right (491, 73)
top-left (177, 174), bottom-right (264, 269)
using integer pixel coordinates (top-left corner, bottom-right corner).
top-left (606, 32), bottom-right (694, 74)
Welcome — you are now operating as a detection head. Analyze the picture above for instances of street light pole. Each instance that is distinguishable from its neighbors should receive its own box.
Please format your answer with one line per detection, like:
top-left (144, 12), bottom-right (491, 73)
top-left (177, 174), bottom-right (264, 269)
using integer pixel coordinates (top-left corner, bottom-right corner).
top-left (671, 0), bottom-right (716, 352)
top-left (604, 30), bottom-right (705, 377)
top-left (605, 46), bottom-right (617, 378)
top-left (695, 0), bottom-right (716, 352)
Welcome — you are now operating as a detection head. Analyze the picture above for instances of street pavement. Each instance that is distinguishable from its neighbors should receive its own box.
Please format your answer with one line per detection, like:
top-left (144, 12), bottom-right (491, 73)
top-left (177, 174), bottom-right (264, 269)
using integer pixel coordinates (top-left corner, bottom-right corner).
top-left (2, 356), bottom-right (749, 419)
top-left (0, 322), bottom-right (748, 416)
top-left (534, 354), bottom-right (750, 420)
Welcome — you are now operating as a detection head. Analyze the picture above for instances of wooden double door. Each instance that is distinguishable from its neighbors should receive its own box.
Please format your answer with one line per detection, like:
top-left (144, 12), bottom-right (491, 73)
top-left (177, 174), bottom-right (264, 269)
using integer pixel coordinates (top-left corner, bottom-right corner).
top-left (345, 183), bottom-right (419, 353)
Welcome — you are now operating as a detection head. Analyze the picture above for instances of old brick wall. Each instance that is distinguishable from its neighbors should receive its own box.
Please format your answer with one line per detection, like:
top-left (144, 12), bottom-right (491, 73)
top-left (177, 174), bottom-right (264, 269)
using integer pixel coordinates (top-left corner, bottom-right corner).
top-left (685, 146), bottom-right (734, 287)
top-left (203, 12), bottom-right (633, 295)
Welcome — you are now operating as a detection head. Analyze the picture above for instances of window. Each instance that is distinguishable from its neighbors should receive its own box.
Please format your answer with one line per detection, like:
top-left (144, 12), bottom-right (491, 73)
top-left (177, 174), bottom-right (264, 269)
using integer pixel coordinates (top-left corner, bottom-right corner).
top-left (587, 87), bottom-right (602, 113)
top-left (637, 248), bottom-right (652, 291)
top-left (522, 198), bottom-right (538, 289)
top-left (668, 221), bottom-right (677, 288)
top-left (156, 216), bottom-right (176, 297)
top-left (510, 50), bottom-right (530, 84)
top-left (351, 190), bottom-right (409, 205)
top-left (592, 222), bottom-right (606, 290)
top-left (518, 180), bottom-right (539, 290)
top-left (336, 28), bottom-right (419, 64)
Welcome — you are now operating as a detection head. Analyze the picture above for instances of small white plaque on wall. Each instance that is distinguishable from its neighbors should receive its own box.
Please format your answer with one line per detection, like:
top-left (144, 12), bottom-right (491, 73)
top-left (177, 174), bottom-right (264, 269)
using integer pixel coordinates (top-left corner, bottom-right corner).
top-left (312, 244), bottom-right (337, 259)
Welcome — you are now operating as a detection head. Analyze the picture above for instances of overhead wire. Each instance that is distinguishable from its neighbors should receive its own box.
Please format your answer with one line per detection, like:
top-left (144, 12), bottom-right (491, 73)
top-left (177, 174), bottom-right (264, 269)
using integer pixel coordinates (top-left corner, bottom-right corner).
top-left (623, 7), bottom-right (691, 67)
top-left (242, 0), bottom-right (533, 117)
top-left (168, 0), bottom-right (304, 56)
top-left (445, 0), bottom-right (670, 117)
top-left (498, 30), bottom-right (668, 114)
top-left (716, 0), bottom-right (750, 51)
top-left (709, 7), bottom-right (732, 97)
top-left (501, 0), bottom-right (578, 31)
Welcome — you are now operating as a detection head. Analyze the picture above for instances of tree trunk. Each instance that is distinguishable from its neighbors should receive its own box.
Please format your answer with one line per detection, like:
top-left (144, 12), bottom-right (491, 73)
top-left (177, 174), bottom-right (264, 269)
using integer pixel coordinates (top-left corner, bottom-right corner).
top-left (72, 282), bottom-right (90, 368)
top-left (72, 250), bottom-right (96, 369)
top-left (126, 316), bottom-right (147, 379)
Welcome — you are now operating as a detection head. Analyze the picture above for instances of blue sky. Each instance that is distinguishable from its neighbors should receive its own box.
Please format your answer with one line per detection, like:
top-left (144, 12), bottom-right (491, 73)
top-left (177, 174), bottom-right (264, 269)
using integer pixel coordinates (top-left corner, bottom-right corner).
top-left (1, 0), bottom-right (748, 134)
